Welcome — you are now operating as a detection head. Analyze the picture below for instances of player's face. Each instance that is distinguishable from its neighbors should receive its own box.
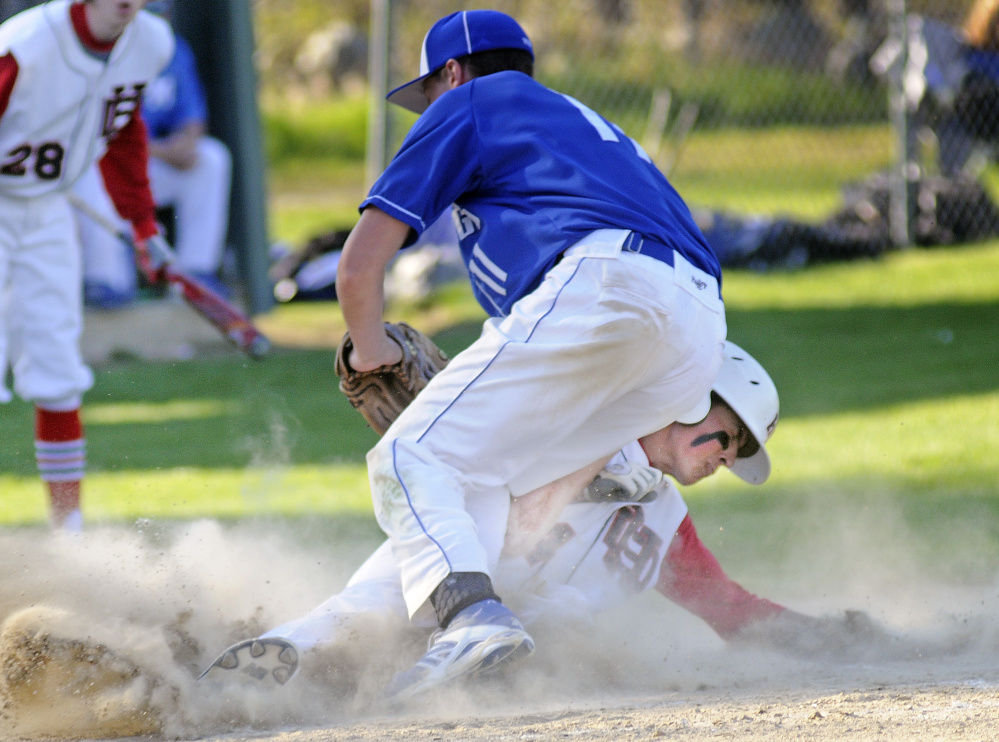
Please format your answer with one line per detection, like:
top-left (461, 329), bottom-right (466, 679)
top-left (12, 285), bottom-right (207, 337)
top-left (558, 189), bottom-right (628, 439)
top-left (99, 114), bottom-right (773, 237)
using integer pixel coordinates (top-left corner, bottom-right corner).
top-left (641, 404), bottom-right (749, 486)
top-left (86, 0), bottom-right (148, 41)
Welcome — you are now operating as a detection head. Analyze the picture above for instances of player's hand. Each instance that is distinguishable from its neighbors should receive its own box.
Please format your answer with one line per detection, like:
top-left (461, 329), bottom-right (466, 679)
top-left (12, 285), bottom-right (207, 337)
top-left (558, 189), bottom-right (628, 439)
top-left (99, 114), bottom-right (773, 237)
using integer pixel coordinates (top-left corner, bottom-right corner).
top-left (347, 327), bottom-right (405, 371)
top-left (582, 461), bottom-right (664, 503)
top-left (134, 233), bottom-right (172, 285)
top-left (730, 609), bottom-right (903, 660)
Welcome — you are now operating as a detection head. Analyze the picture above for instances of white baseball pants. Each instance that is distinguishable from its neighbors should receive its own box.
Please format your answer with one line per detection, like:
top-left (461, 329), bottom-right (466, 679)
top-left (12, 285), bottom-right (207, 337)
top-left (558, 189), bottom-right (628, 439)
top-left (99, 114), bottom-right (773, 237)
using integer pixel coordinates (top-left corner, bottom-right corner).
top-left (0, 191), bottom-right (93, 405)
top-left (148, 136), bottom-right (231, 275)
top-left (368, 228), bottom-right (726, 623)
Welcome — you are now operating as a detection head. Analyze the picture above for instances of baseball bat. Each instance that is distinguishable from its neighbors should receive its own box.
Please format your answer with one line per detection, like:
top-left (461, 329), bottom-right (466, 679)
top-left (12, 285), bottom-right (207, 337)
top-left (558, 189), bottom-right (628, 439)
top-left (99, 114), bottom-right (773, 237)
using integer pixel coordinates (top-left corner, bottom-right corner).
top-left (67, 192), bottom-right (270, 359)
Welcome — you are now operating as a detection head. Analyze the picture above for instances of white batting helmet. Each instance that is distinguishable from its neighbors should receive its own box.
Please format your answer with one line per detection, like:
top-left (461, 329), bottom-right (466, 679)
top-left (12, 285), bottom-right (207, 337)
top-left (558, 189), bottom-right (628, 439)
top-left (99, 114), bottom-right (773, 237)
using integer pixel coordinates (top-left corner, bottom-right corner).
top-left (711, 341), bottom-right (780, 485)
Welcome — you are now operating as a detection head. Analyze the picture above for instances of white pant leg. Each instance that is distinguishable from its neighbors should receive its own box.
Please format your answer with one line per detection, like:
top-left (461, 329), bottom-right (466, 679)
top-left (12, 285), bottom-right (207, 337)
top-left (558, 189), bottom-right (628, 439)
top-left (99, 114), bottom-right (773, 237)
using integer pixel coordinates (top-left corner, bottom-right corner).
top-left (148, 137), bottom-right (231, 275)
top-left (72, 165), bottom-right (136, 293)
top-left (368, 231), bottom-right (726, 622)
top-left (0, 193), bottom-right (94, 403)
top-left (260, 540), bottom-right (417, 651)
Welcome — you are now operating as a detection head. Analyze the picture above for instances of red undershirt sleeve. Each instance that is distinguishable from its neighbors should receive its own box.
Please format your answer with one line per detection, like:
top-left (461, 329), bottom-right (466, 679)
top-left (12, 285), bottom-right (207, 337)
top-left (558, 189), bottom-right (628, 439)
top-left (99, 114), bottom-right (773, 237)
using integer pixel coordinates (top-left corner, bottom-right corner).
top-left (0, 52), bottom-right (19, 120)
top-left (98, 110), bottom-right (158, 240)
top-left (656, 514), bottom-right (787, 639)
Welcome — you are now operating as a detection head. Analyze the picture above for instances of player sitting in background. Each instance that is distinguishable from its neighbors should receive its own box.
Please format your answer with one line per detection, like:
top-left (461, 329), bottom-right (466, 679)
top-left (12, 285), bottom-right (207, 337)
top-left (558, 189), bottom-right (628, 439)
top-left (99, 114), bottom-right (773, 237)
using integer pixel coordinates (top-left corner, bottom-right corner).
top-left (74, 0), bottom-right (231, 308)
top-left (0, 0), bottom-right (173, 529)
top-left (200, 343), bottom-right (885, 699)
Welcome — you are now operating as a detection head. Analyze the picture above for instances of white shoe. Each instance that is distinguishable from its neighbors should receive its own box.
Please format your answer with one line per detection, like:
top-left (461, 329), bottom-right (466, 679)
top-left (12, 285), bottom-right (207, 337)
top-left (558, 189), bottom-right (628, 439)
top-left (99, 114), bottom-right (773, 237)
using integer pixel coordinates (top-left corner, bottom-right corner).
top-left (198, 637), bottom-right (299, 687)
top-left (383, 599), bottom-right (534, 701)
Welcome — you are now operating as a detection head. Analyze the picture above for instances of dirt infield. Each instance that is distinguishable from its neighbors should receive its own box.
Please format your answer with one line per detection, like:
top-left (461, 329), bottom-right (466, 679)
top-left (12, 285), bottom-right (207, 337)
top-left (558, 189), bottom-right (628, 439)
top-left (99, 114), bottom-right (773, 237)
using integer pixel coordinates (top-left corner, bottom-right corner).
top-left (0, 521), bottom-right (996, 741)
top-left (202, 683), bottom-right (999, 742)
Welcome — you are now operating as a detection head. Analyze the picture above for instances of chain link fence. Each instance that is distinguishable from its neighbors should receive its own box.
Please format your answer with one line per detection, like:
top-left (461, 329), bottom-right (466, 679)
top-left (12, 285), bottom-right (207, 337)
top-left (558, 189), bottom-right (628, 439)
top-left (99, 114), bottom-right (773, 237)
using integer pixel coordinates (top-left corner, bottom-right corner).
top-left (3, 1), bottom-right (996, 266)
top-left (356, 0), bottom-right (999, 266)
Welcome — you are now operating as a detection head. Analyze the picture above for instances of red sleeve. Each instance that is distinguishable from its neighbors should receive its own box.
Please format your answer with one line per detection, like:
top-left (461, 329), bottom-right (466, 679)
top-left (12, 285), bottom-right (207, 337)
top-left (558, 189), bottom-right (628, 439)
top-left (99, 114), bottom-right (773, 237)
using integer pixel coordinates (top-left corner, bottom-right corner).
top-left (656, 514), bottom-right (786, 639)
top-left (98, 110), bottom-right (158, 240)
top-left (0, 52), bottom-right (19, 119)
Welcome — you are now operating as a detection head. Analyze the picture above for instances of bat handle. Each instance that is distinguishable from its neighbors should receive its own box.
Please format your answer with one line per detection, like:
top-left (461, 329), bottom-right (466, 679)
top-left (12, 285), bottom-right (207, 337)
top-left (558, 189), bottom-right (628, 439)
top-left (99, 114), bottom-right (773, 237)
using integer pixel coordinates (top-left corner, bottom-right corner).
top-left (145, 234), bottom-right (176, 268)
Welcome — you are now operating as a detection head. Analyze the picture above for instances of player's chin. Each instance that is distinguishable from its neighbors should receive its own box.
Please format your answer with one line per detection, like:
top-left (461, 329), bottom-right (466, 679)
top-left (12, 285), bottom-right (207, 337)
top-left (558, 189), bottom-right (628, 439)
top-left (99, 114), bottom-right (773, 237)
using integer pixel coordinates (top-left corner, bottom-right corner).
top-left (678, 463), bottom-right (718, 486)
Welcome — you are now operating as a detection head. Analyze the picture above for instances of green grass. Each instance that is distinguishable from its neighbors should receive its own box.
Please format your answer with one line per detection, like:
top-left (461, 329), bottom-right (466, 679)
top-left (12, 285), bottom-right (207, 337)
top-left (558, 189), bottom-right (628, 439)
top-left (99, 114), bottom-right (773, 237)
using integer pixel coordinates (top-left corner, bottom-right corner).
top-left (261, 94), bottom-right (368, 164)
top-left (262, 118), bottom-right (895, 248)
top-left (546, 58), bottom-right (887, 132)
top-left (668, 124), bottom-right (894, 218)
top-left (5, 94), bottom-right (998, 583)
top-left (262, 96), bottom-right (369, 245)
top-left (3, 242), bottom-right (998, 551)
top-left (259, 95), bottom-right (897, 248)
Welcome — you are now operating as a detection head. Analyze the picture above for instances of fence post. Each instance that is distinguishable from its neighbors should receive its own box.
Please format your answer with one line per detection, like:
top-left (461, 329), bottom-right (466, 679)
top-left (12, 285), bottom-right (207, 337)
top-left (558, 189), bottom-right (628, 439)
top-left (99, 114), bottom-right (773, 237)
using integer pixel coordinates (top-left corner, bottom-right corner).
top-left (887, 0), bottom-right (915, 247)
top-left (366, 0), bottom-right (391, 189)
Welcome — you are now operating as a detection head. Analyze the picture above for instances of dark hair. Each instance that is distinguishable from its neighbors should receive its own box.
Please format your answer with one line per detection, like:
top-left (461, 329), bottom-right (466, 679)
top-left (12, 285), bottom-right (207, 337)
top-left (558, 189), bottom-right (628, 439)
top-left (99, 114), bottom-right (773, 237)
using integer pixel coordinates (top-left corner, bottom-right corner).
top-left (423, 48), bottom-right (534, 94)
top-left (461, 48), bottom-right (534, 78)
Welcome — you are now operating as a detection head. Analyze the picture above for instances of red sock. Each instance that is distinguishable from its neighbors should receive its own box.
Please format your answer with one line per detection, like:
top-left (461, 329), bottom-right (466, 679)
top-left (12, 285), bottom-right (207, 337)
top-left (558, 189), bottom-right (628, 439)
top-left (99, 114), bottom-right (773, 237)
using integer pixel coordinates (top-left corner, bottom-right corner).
top-left (34, 407), bottom-right (85, 528)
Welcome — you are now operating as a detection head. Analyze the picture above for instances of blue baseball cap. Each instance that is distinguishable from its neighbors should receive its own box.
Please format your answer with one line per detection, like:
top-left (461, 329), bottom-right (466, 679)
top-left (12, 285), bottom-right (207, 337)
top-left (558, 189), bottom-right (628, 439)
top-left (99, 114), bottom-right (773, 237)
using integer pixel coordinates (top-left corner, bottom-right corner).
top-left (387, 10), bottom-right (533, 114)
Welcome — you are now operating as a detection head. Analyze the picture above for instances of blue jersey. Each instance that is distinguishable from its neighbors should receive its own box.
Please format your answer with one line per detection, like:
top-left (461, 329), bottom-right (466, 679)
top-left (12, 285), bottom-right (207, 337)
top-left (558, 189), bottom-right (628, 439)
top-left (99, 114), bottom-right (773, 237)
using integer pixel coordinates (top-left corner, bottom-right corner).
top-left (362, 72), bottom-right (720, 316)
top-left (966, 48), bottom-right (999, 83)
top-left (141, 36), bottom-right (207, 140)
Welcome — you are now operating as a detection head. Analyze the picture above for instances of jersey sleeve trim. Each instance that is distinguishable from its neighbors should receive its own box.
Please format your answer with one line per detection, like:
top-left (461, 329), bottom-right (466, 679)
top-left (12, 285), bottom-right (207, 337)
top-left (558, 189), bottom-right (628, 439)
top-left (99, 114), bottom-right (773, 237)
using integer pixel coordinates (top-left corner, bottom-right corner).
top-left (360, 196), bottom-right (427, 232)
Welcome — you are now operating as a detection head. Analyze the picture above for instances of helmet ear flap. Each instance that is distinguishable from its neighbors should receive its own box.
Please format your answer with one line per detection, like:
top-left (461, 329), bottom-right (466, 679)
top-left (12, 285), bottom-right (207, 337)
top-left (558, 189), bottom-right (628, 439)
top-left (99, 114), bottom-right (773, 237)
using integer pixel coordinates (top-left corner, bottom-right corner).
top-left (711, 342), bottom-right (779, 485)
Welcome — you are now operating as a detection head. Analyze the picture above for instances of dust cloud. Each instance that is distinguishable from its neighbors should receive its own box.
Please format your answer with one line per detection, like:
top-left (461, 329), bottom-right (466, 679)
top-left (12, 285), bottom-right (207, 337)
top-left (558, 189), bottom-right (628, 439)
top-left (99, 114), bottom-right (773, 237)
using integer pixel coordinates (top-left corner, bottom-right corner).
top-left (0, 487), bottom-right (997, 740)
top-left (0, 520), bottom-right (382, 738)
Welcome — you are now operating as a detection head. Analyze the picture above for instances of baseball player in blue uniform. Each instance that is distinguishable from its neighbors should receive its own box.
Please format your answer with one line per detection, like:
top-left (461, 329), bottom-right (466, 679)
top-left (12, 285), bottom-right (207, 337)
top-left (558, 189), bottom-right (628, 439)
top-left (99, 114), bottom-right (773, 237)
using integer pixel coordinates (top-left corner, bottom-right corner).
top-left (335, 9), bottom-right (727, 699)
top-left (202, 343), bottom-right (820, 699)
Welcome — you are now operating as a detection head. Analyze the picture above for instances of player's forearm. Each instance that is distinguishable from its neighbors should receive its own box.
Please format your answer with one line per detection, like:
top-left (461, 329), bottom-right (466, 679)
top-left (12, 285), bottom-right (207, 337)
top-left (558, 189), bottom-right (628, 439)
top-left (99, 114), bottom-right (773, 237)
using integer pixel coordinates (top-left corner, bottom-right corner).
top-left (657, 515), bottom-right (786, 639)
top-left (336, 207), bottom-right (410, 369)
top-left (100, 111), bottom-right (157, 239)
top-left (149, 122), bottom-right (203, 169)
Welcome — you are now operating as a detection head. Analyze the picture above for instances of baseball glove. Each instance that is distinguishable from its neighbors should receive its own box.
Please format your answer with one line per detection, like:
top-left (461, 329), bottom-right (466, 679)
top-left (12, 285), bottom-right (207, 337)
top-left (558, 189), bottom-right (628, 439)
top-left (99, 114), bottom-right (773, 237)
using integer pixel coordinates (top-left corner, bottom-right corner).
top-left (335, 322), bottom-right (450, 436)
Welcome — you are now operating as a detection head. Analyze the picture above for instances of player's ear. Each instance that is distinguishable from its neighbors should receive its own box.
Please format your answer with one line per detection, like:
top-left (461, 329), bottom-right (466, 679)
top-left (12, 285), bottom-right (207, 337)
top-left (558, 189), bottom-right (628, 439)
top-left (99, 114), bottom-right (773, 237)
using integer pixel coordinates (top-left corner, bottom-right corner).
top-left (445, 59), bottom-right (471, 88)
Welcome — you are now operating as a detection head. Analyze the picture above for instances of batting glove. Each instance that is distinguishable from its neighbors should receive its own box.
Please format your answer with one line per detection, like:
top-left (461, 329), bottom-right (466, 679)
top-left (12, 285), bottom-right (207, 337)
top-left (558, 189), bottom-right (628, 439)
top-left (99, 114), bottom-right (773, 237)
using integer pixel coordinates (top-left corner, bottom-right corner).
top-left (582, 461), bottom-right (664, 503)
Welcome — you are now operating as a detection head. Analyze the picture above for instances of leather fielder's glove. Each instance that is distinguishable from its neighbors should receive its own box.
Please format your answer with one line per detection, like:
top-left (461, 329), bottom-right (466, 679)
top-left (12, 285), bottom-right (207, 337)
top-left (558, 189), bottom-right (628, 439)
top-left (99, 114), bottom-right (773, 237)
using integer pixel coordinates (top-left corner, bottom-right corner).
top-left (581, 460), bottom-right (664, 503)
top-left (335, 322), bottom-right (450, 436)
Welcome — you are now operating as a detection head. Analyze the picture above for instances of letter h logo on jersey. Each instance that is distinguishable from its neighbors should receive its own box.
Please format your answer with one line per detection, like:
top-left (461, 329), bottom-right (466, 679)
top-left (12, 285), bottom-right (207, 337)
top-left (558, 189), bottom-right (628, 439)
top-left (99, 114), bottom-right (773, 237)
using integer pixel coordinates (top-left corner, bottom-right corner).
top-left (101, 84), bottom-right (146, 138)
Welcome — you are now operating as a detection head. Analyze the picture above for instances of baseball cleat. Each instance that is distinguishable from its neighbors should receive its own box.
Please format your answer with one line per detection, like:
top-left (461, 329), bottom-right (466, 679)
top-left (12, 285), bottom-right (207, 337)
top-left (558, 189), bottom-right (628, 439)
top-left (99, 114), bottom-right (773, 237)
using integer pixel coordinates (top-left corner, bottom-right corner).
top-left (197, 637), bottom-right (299, 687)
top-left (383, 599), bottom-right (534, 702)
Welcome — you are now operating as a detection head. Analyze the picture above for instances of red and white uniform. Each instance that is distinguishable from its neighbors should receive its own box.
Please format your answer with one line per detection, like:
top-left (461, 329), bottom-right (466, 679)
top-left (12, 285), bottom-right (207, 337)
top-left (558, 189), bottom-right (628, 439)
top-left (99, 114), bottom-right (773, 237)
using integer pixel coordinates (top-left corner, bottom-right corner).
top-left (262, 442), bottom-right (785, 651)
top-left (0, 1), bottom-right (172, 404)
